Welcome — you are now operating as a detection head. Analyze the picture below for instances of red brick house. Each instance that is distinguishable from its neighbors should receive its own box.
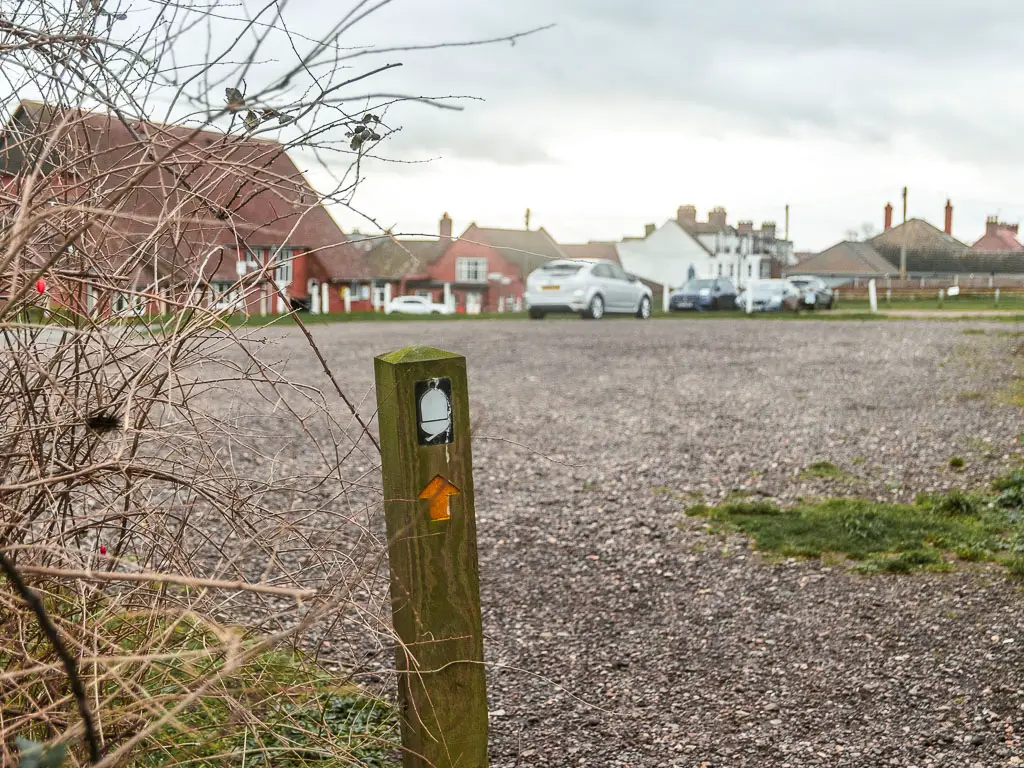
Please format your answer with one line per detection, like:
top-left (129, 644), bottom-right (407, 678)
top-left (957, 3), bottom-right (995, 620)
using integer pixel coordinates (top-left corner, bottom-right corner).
top-left (0, 100), bottom-right (370, 317)
top-left (357, 214), bottom-right (569, 313)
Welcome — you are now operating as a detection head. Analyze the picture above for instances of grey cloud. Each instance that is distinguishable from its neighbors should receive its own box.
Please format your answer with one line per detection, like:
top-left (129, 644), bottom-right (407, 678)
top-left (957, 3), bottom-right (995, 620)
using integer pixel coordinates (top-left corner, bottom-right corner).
top-left (280, 0), bottom-right (1024, 169)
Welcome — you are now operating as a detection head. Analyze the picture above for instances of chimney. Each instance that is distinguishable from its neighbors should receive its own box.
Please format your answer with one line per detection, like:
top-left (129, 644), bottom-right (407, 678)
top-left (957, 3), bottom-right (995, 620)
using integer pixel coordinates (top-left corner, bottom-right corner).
top-left (761, 221), bottom-right (777, 240)
top-left (884, 202), bottom-right (893, 231)
top-left (737, 220), bottom-right (754, 234)
top-left (987, 215), bottom-right (999, 236)
top-left (644, 222), bottom-right (657, 237)
top-left (944, 199), bottom-right (953, 235)
top-left (676, 205), bottom-right (697, 227)
top-left (708, 206), bottom-right (727, 230)
top-left (440, 212), bottom-right (452, 242)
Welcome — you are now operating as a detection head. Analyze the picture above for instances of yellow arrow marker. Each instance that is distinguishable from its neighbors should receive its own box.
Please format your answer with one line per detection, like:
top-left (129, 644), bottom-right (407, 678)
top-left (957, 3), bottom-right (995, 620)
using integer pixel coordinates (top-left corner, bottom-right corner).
top-left (419, 475), bottom-right (460, 521)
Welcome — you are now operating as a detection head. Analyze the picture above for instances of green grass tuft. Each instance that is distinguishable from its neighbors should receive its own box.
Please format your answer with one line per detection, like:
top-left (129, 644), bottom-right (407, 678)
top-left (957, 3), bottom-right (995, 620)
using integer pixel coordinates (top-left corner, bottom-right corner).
top-left (948, 456), bottom-right (967, 470)
top-left (802, 461), bottom-right (844, 479)
top-left (685, 487), bottom-right (1024, 575)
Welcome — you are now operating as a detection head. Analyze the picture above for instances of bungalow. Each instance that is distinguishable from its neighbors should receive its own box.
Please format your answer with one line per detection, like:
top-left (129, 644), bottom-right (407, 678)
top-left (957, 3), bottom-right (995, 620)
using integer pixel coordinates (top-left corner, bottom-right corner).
top-left (0, 100), bottom-right (370, 317)
top-left (798, 202), bottom-right (1024, 286)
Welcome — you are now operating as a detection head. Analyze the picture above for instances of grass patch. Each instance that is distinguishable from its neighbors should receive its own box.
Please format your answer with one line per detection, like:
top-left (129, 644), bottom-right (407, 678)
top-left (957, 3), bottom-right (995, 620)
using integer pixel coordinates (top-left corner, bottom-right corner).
top-left (685, 478), bottom-right (1024, 575)
top-left (801, 461), bottom-right (844, 480)
top-left (949, 456), bottom-right (966, 470)
top-left (961, 329), bottom-right (987, 335)
top-left (9, 610), bottom-right (398, 767)
top-left (955, 390), bottom-right (985, 402)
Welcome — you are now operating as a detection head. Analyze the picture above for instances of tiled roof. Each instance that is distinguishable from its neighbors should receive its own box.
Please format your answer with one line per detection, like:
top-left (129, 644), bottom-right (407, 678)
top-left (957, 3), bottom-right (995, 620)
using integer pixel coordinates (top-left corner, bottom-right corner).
top-left (797, 242), bottom-right (897, 276)
top-left (971, 230), bottom-right (1024, 252)
top-left (870, 218), bottom-right (968, 254)
top-left (560, 242), bottom-right (620, 265)
top-left (463, 225), bottom-right (568, 276)
top-left (0, 100), bottom-right (371, 284)
top-left (363, 237), bottom-right (446, 279)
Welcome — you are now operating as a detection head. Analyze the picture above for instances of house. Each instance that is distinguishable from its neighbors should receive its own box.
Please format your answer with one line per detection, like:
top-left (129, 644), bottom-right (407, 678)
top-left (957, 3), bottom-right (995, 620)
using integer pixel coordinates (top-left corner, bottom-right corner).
top-left (0, 100), bottom-right (370, 316)
top-left (676, 205), bottom-right (797, 281)
top-left (791, 242), bottom-right (898, 284)
top-left (971, 217), bottom-right (1024, 252)
top-left (611, 206), bottom-right (797, 302)
top-left (357, 225), bottom-right (449, 311)
top-left (614, 218), bottom-right (717, 303)
top-left (800, 200), bottom-right (1024, 284)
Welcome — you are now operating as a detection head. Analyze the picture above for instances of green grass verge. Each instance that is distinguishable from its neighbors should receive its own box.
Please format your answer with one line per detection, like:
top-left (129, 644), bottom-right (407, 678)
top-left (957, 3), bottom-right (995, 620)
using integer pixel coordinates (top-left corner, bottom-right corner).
top-left (8, 610), bottom-right (397, 767)
top-left (685, 471), bottom-right (1024, 575)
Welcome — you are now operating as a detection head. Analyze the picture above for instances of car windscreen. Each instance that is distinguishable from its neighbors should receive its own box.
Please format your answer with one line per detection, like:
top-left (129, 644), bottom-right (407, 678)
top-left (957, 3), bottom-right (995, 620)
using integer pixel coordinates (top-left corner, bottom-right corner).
top-left (682, 279), bottom-right (714, 291)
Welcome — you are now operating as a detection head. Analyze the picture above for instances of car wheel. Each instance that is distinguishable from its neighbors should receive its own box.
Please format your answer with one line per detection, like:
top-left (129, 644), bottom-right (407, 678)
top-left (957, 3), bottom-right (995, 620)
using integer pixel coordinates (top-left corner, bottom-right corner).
top-left (636, 295), bottom-right (652, 319)
top-left (584, 294), bottom-right (604, 320)
top-left (529, 308), bottom-right (545, 320)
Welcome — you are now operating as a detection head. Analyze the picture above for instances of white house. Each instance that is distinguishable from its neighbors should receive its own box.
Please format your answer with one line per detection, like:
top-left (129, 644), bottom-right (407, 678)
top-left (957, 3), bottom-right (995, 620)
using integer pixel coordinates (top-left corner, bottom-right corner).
top-left (617, 206), bottom-right (798, 305)
top-left (615, 219), bottom-right (718, 300)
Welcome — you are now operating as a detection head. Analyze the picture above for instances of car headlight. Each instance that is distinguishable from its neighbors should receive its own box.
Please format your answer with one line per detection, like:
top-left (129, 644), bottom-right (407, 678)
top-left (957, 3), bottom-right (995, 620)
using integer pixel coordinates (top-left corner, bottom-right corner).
top-left (699, 288), bottom-right (711, 297)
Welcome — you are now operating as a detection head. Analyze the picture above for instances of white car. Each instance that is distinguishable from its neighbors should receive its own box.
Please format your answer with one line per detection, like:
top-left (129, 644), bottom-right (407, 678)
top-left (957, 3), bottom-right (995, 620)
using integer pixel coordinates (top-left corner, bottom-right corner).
top-left (524, 259), bottom-right (653, 319)
top-left (388, 295), bottom-right (453, 315)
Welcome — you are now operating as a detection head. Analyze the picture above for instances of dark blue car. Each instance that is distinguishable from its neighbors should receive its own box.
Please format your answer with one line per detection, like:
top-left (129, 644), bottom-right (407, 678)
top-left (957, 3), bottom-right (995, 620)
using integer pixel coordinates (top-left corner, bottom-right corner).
top-left (669, 278), bottom-right (738, 311)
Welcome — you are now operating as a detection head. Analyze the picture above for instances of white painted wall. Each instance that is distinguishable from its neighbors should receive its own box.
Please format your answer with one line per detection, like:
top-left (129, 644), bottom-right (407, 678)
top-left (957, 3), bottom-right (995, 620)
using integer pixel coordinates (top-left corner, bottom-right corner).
top-left (615, 220), bottom-right (717, 291)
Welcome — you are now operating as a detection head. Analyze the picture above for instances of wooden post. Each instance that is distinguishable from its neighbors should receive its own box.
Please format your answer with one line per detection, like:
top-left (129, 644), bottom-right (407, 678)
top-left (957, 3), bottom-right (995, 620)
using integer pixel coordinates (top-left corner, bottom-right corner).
top-left (374, 346), bottom-right (489, 768)
top-left (868, 279), bottom-right (878, 313)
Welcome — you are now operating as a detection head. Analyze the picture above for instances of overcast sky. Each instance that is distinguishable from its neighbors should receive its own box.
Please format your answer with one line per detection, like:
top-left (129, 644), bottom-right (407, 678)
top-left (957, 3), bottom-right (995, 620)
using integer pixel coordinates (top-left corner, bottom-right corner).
top-left (283, 0), bottom-right (1024, 251)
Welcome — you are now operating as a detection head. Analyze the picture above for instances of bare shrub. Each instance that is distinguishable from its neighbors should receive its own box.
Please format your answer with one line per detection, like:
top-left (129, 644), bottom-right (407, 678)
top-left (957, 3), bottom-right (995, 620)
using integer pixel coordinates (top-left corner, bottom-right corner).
top-left (0, 1), bottom-right (542, 764)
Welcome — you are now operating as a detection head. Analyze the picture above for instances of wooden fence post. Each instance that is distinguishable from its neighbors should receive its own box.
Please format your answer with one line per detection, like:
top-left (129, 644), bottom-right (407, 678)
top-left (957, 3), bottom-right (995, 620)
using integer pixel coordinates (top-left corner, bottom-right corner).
top-left (374, 345), bottom-right (489, 768)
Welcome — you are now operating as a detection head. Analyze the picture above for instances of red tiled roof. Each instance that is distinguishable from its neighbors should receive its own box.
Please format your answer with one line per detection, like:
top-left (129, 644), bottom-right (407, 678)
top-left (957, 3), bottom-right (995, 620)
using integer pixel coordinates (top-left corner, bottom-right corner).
top-left (0, 100), bottom-right (370, 284)
top-left (971, 230), bottom-right (1024, 252)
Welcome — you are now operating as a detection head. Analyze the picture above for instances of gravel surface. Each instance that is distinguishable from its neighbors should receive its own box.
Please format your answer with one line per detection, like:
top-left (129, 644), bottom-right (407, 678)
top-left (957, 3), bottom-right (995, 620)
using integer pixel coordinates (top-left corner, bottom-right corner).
top-left (223, 318), bottom-right (1024, 767)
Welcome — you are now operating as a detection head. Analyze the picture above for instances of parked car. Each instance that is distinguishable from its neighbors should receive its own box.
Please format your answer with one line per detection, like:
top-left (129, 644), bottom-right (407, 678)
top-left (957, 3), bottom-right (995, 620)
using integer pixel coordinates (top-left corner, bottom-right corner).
top-left (524, 259), bottom-right (653, 320)
top-left (388, 295), bottom-right (453, 315)
top-left (735, 279), bottom-right (803, 312)
top-left (669, 278), bottom-right (738, 311)
top-left (787, 275), bottom-right (835, 309)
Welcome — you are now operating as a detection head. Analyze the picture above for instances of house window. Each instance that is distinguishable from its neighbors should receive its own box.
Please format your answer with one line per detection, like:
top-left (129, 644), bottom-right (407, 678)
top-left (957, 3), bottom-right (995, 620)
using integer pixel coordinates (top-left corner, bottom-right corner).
top-left (456, 257), bottom-right (488, 283)
top-left (717, 263), bottom-right (723, 276)
top-left (748, 264), bottom-right (753, 277)
top-left (270, 247), bottom-right (293, 285)
top-left (729, 264), bottom-right (734, 277)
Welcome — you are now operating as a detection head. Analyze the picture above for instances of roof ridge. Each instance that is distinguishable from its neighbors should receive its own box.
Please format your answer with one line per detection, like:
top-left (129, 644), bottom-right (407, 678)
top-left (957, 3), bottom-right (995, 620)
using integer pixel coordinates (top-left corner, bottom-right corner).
top-left (14, 99), bottom-right (285, 148)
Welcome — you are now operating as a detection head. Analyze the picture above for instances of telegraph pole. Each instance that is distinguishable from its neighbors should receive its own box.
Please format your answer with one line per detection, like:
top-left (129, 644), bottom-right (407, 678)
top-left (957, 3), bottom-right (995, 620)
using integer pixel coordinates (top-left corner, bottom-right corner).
top-left (784, 204), bottom-right (790, 242)
top-left (899, 186), bottom-right (908, 280)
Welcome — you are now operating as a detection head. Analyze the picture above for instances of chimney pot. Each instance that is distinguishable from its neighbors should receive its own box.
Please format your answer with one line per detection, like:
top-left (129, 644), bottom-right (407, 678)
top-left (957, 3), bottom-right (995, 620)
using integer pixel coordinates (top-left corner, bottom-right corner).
top-left (677, 205), bottom-right (697, 226)
top-left (761, 221), bottom-right (777, 239)
top-left (708, 206), bottom-right (727, 230)
top-left (987, 215), bottom-right (999, 236)
top-left (944, 199), bottom-right (953, 236)
top-left (644, 222), bottom-right (657, 237)
top-left (737, 220), bottom-right (754, 234)
top-left (884, 202), bottom-right (893, 231)
top-left (440, 212), bottom-right (452, 242)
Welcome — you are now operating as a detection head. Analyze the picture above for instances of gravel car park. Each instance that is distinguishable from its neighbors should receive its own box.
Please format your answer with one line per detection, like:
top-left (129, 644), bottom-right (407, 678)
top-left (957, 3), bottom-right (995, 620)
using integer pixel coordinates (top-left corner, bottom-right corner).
top-left (211, 319), bottom-right (1024, 767)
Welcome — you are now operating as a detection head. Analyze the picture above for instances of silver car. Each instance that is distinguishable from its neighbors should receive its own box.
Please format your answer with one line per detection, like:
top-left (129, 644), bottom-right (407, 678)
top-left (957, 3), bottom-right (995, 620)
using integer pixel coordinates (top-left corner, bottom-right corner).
top-left (524, 259), bottom-right (653, 320)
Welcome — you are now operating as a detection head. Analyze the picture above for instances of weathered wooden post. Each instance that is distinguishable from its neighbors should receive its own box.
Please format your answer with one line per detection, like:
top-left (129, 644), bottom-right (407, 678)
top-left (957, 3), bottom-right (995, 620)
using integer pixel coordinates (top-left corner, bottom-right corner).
top-left (868, 279), bottom-right (878, 314)
top-left (374, 346), bottom-right (489, 768)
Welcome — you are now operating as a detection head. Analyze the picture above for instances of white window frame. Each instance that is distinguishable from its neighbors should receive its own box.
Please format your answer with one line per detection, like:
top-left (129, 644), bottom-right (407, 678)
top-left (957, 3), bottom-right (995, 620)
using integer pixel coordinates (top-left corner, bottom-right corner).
top-left (269, 247), bottom-right (294, 286)
top-left (456, 257), bottom-right (488, 283)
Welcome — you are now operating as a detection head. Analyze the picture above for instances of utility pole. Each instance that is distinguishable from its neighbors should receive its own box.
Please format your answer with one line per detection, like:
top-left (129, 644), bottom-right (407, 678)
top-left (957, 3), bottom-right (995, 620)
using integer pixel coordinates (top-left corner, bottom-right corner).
top-left (784, 204), bottom-right (790, 242)
top-left (899, 186), bottom-right (908, 280)
top-left (524, 208), bottom-right (531, 231)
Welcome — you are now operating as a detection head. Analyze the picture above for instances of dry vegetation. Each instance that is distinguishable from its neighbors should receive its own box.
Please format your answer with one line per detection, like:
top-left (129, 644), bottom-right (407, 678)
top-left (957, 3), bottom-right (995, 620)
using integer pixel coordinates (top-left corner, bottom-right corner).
top-left (0, 1), bottom-right (537, 764)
